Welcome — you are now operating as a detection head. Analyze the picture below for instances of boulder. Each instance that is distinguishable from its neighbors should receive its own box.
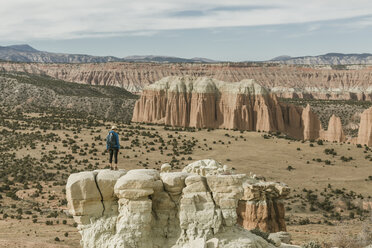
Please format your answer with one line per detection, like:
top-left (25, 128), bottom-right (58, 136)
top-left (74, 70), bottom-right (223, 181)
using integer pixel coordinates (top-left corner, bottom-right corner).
top-left (66, 171), bottom-right (103, 217)
top-left (161, 163), bottom-right (172, 173)
top-left (268, 232), bottom-right (292, 245)
top-left (114, 173), bottom-right (156, 199)
top-left (96, 169), bottom-right (126, 200)
top-left (183, 159), bottom-right (232, 176)
top-left (160, 172), bottom-right (190, 195)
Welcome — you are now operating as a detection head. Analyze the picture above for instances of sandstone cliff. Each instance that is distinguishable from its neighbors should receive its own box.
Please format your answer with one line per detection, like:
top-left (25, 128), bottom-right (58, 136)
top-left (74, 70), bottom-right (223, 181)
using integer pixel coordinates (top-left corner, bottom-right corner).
top-left (132, 76), bottom-right (324, 140)
top-left (66, 168), bottom-right (289, 248)
top-left (1, 61), bottom-right (372, 100)
top-left (357, 107), bottom-right (372, 146)
top-left (320, 115), bottom-right (346, 142)
top-left (301, 104), bottom-right (322, 140)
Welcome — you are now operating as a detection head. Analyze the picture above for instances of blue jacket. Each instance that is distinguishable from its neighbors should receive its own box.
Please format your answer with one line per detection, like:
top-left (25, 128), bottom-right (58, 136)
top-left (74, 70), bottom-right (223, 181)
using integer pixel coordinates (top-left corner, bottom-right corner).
top-left (106, 130), bottom-right (120, 149)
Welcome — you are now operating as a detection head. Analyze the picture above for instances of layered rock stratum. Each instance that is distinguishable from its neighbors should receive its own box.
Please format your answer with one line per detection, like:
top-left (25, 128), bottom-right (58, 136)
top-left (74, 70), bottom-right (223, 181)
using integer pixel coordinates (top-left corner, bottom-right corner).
top-left (1, 62), bottom-right (372, 100)
top-left (132, 76), bottom-right (337, 141)
top-left (66, 160), bottom-right (293, 248)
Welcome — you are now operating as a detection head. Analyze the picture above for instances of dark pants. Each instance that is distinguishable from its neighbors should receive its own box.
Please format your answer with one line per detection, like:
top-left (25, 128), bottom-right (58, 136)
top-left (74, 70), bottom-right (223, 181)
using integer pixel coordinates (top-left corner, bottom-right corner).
top-left (109, 148), bottom-right (118, 164)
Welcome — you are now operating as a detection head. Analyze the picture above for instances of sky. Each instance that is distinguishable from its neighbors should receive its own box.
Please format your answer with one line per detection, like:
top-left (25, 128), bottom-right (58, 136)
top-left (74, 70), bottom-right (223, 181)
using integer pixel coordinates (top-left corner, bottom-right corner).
top-left (1, 0), bottom-right (372, 61)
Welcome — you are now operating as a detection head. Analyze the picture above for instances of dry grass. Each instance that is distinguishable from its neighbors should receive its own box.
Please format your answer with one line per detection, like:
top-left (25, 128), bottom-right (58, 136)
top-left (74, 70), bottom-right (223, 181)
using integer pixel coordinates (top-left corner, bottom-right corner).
top-left (0, 107), bottom-right (371, 246)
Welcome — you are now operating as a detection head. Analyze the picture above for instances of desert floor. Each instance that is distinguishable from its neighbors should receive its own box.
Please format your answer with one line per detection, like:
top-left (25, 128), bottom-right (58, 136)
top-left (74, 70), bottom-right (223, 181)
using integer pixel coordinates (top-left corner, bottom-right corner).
top-left (0, 110), bottom-right (371, 247)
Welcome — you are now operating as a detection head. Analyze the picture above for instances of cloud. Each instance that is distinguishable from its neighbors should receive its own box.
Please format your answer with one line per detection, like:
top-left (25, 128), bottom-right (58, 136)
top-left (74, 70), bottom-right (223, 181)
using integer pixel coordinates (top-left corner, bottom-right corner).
top-left (1, 0), bottom-right (372, 41)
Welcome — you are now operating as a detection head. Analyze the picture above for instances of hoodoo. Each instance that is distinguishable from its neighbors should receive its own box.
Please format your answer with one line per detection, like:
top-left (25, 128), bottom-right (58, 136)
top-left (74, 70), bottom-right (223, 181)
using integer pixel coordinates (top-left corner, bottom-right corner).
top-left (357, 106), bottom-right (372, 146)
top-left (321, 114), bottom-right (346, 142)
top-left (132, 76), bottom-right (323, 140)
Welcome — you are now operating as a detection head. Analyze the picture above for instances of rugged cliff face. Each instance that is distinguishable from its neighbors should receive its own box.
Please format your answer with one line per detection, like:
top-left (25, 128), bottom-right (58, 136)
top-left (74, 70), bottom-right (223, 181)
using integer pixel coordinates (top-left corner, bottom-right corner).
top-left (357, 107), bottom-right (372, 146)
top-left (66, 160), bottom-right (293, 248)
top-left (1, 61), bottom-right (372, 100)
top-left (237, 182), bottom-right (289, 233)
top-left (132, 76), bottom-right (326, 140)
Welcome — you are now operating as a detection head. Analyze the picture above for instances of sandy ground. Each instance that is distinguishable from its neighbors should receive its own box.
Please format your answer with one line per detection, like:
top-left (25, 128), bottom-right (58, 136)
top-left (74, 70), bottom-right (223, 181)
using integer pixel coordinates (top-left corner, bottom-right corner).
top-left (1, 122), bottom-right (372, 247)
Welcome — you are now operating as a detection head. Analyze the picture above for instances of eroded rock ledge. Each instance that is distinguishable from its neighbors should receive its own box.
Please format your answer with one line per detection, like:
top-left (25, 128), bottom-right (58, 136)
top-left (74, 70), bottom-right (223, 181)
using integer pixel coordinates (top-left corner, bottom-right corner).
top-left (66, 160), bottom-right (294, 248)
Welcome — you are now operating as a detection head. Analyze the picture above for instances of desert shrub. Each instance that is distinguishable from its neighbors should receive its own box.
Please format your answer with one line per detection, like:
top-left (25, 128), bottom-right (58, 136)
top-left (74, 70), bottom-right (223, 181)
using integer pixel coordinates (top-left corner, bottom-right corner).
top-left (301, 240), bottom-right (322, 248)
top-left (331, 216), bottom-right (372, 248)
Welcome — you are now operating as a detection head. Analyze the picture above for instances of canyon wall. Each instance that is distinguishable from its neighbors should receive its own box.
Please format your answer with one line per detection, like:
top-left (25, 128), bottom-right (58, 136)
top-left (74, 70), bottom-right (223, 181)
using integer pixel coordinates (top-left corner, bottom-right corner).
top-left (1, 62), bottom-right (372, 100)
top-left (132, 76), bottom-right (328, 140)
top-left (66, 162), bottom-right (294, 248)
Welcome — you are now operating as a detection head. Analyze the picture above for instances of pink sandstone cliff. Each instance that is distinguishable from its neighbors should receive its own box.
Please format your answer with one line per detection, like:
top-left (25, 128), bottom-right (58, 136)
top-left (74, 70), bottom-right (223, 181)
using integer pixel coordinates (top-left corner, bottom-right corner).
top-left (357, 107), bottom-right (372, 146)
top-left (301, 104), bottom-right (322, 140)
top-left (132, 76), bottom-right (327, 140)
top-left (320, 114), bottom-right (346, 142)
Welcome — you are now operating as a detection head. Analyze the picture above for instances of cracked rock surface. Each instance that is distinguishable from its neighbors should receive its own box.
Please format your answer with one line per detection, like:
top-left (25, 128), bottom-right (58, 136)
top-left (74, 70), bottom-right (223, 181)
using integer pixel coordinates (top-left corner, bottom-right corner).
top-left (66, 167), bottom-right (291, 248)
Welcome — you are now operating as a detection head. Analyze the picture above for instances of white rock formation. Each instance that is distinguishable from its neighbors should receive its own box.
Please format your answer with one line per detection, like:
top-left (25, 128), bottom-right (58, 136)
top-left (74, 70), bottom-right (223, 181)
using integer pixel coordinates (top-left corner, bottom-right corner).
top-left (161, 163), bottom-right (172, 173)
top-left (66, 168), bottom-right (279, 248)
top-left (182, 159), bottom-right (233, 176)
top-left (268, 232), bottom-right (292, 247)
top-left (66, 160), bottom-right (297, 248)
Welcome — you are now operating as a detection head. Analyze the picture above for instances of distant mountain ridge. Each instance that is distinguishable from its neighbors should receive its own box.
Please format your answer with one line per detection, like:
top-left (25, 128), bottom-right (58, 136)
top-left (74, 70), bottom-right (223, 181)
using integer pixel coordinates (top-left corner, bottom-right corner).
top-left (0, 44), bottom-right (218, 63)
top-left (270, 53), bottom-right (372, 65)
top-left (1, 44), bottom-right (372, 65)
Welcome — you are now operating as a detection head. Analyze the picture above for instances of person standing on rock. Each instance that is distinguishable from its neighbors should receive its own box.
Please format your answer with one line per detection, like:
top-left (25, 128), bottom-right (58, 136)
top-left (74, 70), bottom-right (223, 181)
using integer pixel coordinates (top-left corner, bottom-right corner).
top-left (106, 126), bottom-right (120, 170)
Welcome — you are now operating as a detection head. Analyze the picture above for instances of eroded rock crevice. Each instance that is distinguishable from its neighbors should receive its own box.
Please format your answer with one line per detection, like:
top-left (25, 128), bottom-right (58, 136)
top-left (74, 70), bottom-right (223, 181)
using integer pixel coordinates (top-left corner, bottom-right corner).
top-left (93, 172), bottom-right (105, 216)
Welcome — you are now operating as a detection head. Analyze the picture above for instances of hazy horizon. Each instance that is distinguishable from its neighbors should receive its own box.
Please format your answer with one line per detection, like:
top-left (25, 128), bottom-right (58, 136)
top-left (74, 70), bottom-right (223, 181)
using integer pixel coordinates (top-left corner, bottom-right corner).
top-left (1, 0), bottom-right (372, 61)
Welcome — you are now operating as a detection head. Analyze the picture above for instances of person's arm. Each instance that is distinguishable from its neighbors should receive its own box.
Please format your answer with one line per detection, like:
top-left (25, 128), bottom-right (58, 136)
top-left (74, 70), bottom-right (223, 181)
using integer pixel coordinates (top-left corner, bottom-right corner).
top-left (116, 132), bottom-right (120, 149)
top-left (106, 135), bottom-right (109, 150)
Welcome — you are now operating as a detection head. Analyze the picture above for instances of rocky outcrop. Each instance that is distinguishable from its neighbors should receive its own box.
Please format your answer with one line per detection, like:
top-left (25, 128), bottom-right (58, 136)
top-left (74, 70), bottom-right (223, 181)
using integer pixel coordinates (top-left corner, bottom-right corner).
top-left (66, 163), bottom-right (292, 248)
top-left (182, 159), bottom-right (232, 176)
top-left (1, 61), bottom-right (372, 100)
top-left (132, 76), bottom-right (324, 140)
top-left (237, 182), bottom-right (290, 233)
top-left (357, 107), bottom-right (372, 146)
top-left (320, 115), bottom-right (346, 142)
